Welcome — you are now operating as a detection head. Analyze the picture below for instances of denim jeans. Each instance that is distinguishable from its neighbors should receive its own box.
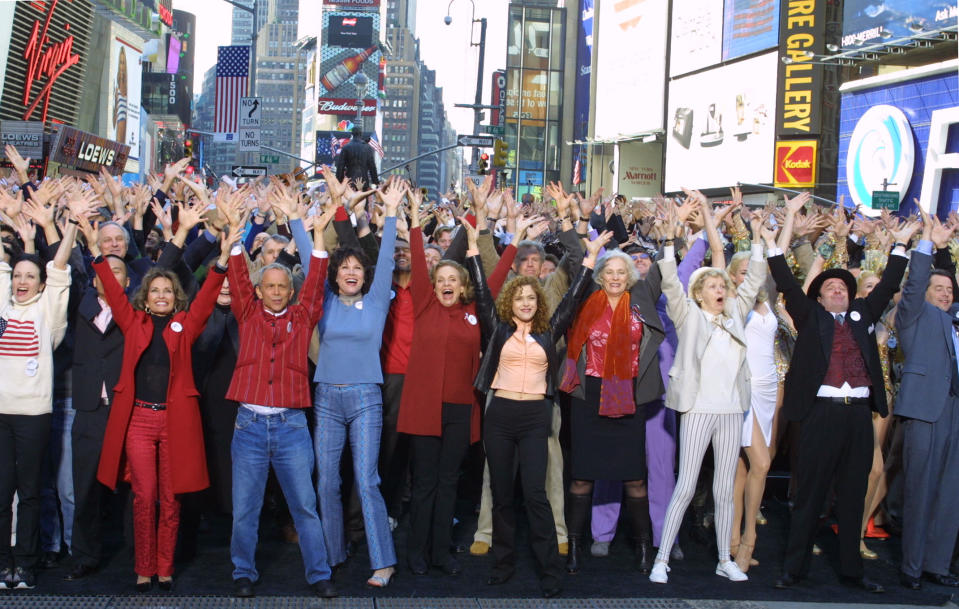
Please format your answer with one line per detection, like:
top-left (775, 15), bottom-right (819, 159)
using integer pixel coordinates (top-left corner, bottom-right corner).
top-left (41, 397), bottom-right (75, 554)
top-left (230, 407), bottom-right (331, 584)
top-left (314, 383), bottom-right (397, 570)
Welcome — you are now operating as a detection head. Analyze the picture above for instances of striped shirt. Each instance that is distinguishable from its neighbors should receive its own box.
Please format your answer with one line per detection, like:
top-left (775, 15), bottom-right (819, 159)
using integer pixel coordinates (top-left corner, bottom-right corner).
top-left (0, 317), bottom-right (40, 357)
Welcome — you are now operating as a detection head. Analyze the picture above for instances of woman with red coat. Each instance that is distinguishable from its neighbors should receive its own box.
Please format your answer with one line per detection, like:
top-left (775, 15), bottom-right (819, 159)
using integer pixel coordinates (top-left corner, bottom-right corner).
top-left (397, 203), bottom-right (530, 576)
top-left (87, 205), bottom-right (239, 592)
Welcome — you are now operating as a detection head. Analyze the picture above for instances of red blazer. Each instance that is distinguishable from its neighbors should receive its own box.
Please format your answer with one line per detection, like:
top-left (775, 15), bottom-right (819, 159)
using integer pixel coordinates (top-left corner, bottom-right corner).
top-left (397, 228), bottom-right (516, 442)
top-left (93, 259), bottom-right (226, 494)
top-left (225, 249), bottom-right (327, 408)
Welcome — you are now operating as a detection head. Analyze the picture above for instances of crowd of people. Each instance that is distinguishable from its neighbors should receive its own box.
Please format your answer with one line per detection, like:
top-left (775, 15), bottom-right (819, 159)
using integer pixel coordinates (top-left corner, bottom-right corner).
top-left (1, 143), bottom-right (958, 598)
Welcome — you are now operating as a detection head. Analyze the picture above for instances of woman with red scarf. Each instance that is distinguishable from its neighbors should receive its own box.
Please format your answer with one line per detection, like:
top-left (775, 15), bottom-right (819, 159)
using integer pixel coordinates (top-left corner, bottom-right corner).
top-left (558, 245), bottom-right (666, 576)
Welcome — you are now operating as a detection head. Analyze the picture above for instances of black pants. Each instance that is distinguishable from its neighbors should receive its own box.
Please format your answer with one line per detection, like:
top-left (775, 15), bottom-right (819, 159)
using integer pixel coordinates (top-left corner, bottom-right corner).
top-left (0, 413), bottom-right (51, 571)
top-left (70, 401), bottom-right (111, 568)
top-left (346, 373), bottom-right (409, 541)
top-left (408, 403), bottom-right (471, 566)
top-left (783, 398), bottom-right (873, 580)
top-left (484, 396), bottom-right (562, 590)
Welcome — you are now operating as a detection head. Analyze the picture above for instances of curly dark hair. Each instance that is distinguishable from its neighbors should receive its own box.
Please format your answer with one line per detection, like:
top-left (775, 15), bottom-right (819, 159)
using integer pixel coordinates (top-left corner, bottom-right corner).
top-left (328, 246), bottom-right (373, 295)
top-left (495, 275), bottom-right (550, 334)
top-left (132, 268), bottom-right (189, 314)
top-left (430, 260), bottom-right (474, 304)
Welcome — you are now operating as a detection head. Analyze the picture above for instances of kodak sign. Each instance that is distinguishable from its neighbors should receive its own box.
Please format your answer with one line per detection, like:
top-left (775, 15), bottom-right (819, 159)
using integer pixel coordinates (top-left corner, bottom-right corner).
top-left (775, 140), bottom-right (818, 187)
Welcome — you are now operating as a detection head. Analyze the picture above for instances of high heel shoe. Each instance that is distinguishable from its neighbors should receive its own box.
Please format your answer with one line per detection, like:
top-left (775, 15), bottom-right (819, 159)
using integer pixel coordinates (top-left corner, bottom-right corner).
top-left (756, 510), bottom-right (768, 526)
top-left (367, 569), bottom-right (396, 588)
top-left (135, 577), bottom-right (152, 593)
top-left (735, 543), bottom-right (755, 573)
top-left (865, 517), bottom-right (890, 539)
top-left (158, 577), bottom-right (174, 591)
top-left (861, 544), bottom-right (879, 560)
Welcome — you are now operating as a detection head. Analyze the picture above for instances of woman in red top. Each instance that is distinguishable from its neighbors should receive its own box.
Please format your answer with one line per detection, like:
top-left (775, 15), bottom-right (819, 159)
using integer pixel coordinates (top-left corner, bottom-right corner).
top-left (87, 206), bottom-right (239, 592)
top-left (396, 203), bottom-right (529, 576)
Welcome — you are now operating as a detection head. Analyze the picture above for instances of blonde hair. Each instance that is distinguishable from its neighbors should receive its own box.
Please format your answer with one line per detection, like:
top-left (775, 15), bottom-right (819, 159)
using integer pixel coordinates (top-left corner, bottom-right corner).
top-left (689, 267), bottom-right (735, 307)
top-left (726, 252), bottom-right (767, 303)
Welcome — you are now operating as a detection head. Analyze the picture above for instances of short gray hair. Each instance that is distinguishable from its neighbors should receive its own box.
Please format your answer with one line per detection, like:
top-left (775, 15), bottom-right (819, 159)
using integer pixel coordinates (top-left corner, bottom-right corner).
top-left (97, 221), bottom-right (130, 245)
top-left (593, 250), bottom-right (640, 289)
top-left (515, 239), bottom-right (546, 264)
top-left (265, 234), bottom-right (290, 247)
top-left (253, 262), bottom-right (294, 288)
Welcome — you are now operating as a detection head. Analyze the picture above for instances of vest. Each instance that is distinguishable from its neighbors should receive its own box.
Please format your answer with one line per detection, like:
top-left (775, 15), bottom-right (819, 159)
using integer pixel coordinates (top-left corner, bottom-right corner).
top-left (822, 317), bottom-right (871, 389)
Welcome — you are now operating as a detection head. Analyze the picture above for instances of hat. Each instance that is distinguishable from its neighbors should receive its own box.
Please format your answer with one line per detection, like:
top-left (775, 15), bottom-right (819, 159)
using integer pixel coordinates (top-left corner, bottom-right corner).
top-left (806, 268), bottom-right (857, 300)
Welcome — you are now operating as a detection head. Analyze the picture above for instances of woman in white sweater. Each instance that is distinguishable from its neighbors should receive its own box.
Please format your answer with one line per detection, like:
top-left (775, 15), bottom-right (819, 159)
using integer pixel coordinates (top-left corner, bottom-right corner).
top-left (649, 197), bottom-right (766, 584)
top-left (0, 211), bottom-right (77, 590)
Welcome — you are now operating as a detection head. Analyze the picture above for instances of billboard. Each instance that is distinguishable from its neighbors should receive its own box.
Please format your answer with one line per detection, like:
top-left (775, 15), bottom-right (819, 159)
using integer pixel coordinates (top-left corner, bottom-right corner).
top-left (665, 52), bottom-right (777, 191)
top-left (670, 0), bottom-right (723, 77)
top-left (774, 140), bottom-right (818, 187)
top-left (842, 0), bottom-right (957, 48)
top-left (723, 0), bottom-right (779, 60)
top-left (317, 9), bottom-right (381, 116)
top-left (571, 0), bottom-right (592, 184)
top-left (50, 125), bottom-right (130, 175)
top-left (315, 130), bottom-right (353, 167)
top-left (618, 141), bottom-right (663, 198)
top-left (837, 64), bottom-right (959, 217)
top-left (505, 70), bottom-right (549, 126)
top-left (775, 0), bottom-right (825, 136)
top-left (107, 36), bottom-right (143, 161)
top-left (593, 0), bottom-right (667, 139)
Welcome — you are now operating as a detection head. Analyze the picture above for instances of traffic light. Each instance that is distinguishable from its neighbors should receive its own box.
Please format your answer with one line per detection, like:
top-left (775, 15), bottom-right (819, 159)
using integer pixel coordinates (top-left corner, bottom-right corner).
top-left (478, 152), bottom-right (489, 175)
top-left (184, 139), bottom-right (194, 158)
top-left (492, 139), bottom-right (508, 168)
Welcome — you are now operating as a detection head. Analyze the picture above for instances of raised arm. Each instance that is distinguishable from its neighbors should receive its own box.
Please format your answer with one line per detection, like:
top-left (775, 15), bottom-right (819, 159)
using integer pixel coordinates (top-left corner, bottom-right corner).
top-left (549, 231), bottom-right (609, 342)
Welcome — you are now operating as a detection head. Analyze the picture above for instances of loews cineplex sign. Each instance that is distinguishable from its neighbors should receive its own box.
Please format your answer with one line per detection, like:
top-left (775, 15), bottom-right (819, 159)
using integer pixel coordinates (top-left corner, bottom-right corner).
top-left (0, 0), bottom-right (93, 126)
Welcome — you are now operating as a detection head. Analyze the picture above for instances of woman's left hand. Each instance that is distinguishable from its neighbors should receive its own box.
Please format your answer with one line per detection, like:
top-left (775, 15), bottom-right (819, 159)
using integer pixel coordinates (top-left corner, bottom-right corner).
top-left (584, 230), bottom-right (613, 269)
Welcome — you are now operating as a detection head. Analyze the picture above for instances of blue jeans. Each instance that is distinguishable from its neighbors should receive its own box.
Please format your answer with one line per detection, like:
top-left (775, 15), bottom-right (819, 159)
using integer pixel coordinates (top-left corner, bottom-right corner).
top-left (314, 383), bottom-right (396, 570)
top-left (230, 407), bottom-right (331, 584)
top-left (41, 397), bottom-right (75, 553)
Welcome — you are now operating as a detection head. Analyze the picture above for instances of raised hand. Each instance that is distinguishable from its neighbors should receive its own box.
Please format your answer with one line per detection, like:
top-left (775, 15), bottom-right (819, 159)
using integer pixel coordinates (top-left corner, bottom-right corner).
top-left (784, 191), bottom-right (811, 214)
top-left (458, 214), bottom-right (480, 252)
top-left (378, 179), bottom-right (409, 215)
top-left (584, 230), bottom-right (613, 268)
top-left (176, 200), bottom-right (206, 231)
top-left (891, 213), bottom-right (922, 247)
top-left (5, 144), bottom-right (30, 180)
top-left (150, 197), bottom-right (173, 240)
top-left (179, 175), bottom-right (212, 207)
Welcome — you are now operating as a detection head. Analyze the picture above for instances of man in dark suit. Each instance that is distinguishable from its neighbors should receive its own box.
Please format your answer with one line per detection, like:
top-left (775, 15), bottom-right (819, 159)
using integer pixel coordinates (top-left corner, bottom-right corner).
top-left (769, 204), bottom-right (918, 593)
top-left (335, 127), bottom-right (379, 188)
top-left (894, 211), bottom-right (959, 590)
top-left (63, 255), bottom-right (129, 580)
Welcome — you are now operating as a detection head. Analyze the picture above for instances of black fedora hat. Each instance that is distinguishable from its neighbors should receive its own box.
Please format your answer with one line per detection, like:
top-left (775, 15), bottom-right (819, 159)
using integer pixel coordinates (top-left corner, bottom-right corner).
top-left (806, 267), bottom-right (858, 300)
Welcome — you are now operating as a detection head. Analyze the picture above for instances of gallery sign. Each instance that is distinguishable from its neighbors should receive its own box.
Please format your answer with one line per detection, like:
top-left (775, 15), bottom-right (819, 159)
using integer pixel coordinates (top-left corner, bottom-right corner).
top-left (775, 0), bottom-right (825, 135)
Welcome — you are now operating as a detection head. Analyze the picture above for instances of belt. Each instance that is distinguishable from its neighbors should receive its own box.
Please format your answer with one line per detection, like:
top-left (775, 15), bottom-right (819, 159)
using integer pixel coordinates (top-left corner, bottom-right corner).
top-left (819, 396), bottom-right (869, 405)
top-left (134, 399), bottom-right (167, 411)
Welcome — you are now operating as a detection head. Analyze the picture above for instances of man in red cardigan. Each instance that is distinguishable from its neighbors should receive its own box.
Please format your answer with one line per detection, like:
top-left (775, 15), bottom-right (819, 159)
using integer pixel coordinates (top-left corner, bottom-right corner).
top-left (223, 205), bottom-right (337, 599)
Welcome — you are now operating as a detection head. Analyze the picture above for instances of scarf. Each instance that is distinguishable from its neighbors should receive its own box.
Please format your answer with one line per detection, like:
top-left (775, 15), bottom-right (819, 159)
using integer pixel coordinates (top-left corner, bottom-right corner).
top-left (559, 290), bottom-right (636, 417)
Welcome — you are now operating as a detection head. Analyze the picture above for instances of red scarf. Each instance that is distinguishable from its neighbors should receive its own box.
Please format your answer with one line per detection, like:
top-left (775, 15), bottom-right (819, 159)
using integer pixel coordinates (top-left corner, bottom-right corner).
top-left (559, 290), bottom-right (636, 417)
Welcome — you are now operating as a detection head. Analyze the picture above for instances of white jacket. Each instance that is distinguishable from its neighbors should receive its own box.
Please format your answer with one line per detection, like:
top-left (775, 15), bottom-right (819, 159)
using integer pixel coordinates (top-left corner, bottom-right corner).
top-left (0, 260), bottom-right (71, 416)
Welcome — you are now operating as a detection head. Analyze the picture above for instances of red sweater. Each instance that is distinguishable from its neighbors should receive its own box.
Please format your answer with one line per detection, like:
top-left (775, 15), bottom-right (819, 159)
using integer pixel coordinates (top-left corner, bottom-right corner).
top-left (397, 228), bottom-right (515, 441)
top-left (225, 250), bottom-right (328, 408)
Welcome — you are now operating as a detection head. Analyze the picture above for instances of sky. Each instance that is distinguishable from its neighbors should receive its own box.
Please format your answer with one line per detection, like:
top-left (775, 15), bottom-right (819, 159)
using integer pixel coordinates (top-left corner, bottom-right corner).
top-left (172, 0), bottom-right (508, 135)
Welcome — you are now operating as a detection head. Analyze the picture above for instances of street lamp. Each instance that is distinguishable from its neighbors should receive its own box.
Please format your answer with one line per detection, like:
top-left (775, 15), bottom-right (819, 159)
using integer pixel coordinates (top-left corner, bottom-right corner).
top-left (444, 0), bottom-right (487, 168)
top-left (221, 0), bottom-right (258, 96)
top-left (354, 72), bottom-right (369, 131)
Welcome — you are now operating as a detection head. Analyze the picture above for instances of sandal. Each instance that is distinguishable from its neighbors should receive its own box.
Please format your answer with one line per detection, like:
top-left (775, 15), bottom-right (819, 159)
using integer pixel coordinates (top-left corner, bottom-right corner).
top-left (735, 543), bottom-right (755, 573)
top-left (367, 570), bottom-right (396, 588)
top-left (860, 542), bottom-right (878, 560)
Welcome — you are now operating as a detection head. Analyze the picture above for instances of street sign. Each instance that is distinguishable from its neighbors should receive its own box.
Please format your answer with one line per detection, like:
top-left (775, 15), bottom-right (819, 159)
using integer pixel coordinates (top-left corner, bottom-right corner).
top-left (457, 134), bottom-right (495, 148)
top-left (232, 165), bottom-right (267, 179)
top-left (871, 190), bottom-right (900, 210)
top-left (239, 128), bottom-right (260, 152)
top-left (484, 125), bottom-right (504, 136)
top-left (239, 97), bottom-right (261, 129)
top-left (260, 153), bottom-right (280, 164)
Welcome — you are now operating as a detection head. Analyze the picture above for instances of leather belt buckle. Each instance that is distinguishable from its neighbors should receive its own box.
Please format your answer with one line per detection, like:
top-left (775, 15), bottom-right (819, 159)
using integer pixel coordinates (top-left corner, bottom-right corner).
top-left (842, 396), bottom-right (851, 405)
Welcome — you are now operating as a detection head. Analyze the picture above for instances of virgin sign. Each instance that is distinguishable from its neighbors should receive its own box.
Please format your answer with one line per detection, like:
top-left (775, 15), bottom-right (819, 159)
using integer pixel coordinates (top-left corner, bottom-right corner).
top-left (22, 0), bottom-right (81, 123)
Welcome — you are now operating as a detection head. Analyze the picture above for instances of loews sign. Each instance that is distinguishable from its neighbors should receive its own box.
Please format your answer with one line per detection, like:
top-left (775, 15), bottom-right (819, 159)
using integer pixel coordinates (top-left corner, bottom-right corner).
top-left (0, 0), bottom-right (92, 127)
top-left (50, 126), bottom-right (129, 175)
top-left (774, 140), bottom-right (818, 187)
top-left (775, 0), bottom-right (825, 135)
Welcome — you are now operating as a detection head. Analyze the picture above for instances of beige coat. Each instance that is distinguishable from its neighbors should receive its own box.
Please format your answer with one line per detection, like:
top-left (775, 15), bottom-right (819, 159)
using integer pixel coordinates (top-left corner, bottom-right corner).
top-left (659, 245), bottom-right (766, 414)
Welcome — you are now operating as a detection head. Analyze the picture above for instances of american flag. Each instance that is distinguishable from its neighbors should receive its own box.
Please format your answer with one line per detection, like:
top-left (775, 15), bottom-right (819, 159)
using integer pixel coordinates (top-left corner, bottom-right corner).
top-left (0, 318), bottom-right (39, 358)
top-left (369, 132), bottom-right (384, 158)
top-left (215, 45), bottom-right (250, 139)
top-left (331, 135), bottom-right (343, 157)
top-left (572, 154), bottom-right (583, 185)
top-left (315, 131), bottom-right (351, 166)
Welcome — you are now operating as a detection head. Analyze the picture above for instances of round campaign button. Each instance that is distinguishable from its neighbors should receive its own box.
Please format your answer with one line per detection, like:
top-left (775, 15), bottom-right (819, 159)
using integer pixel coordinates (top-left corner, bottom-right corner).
top-left (850, 311), bottom-right (861, 322)
top-left (466, 314), bottom-right (477, 325)
top-left (170, 321), bottom-right (183, 333)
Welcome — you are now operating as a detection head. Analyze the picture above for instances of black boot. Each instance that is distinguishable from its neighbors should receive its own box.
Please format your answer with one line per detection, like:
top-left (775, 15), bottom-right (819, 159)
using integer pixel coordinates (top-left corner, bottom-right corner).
top-left (624, 496), bottom-right (654, 575)
top-left (564, 493), bottom-right (591, 574)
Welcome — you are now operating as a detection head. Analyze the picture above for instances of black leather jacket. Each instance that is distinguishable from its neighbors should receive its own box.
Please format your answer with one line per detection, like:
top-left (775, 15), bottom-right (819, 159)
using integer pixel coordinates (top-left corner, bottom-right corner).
top-left (468, 254), bottom-right (593, 397)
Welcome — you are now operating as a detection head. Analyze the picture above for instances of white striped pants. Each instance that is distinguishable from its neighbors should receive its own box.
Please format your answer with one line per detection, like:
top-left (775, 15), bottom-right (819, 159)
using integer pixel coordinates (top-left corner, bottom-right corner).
top-left (655, 412), bottom-right (742, 564)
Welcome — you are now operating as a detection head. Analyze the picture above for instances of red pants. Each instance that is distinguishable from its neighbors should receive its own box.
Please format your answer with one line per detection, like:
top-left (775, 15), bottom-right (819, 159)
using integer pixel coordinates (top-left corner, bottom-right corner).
top-left (125, 407), bottom-right (179, 577)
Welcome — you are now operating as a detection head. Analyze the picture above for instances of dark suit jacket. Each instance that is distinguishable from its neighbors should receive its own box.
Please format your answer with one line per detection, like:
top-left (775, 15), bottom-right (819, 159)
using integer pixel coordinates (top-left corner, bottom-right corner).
top-left (335, 138), bottom-right (379, 186)
top-left (71, 288), bottom-right (126, 412)
top-left (894, 249), bottom-right (959, 423)
top-left (769, 252), bottom-right (907, 421)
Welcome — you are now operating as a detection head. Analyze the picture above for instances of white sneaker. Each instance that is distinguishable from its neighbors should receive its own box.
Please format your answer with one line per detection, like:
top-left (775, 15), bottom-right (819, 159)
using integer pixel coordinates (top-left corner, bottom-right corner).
top-left (649, 561), bottom-right (670, 584)
top-left (716, 560), bottom-right (748, 582)
top-left (590, 541), bottom-right (610, 557)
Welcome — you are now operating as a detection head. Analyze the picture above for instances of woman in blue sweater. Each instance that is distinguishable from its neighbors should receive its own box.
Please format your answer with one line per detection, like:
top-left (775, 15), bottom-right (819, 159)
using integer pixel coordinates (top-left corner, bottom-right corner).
top-left (291, 175), bottom-right (405, 588)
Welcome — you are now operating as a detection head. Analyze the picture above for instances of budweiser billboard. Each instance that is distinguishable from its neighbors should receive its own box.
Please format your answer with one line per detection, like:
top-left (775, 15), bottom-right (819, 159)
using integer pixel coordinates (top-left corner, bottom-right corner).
top-left (316, 98), bottom-right (377, 117)
top-left (49, 125), bottom-right (130, 175)
top-left (774, 139), bottom-right (818, 188)
top-left (324, 0), bottom-right (380, 9)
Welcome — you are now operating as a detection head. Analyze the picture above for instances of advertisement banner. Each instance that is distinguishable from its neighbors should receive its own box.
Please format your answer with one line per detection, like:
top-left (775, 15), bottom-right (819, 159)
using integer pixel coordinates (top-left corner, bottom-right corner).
top-left (593, 0), bottom-right (667, 139)
top-left (723, 0), bottom-right (780, 60)
top-left (50, 126), bottom-right (130, 175)
top-left (317, 98), bottom-right (377, 116)
top-left (315, 130), bottom-right (353, 167)
top-left (774, 139), bottom-right (818, 187)
top-left (0, 0), bottom-right (92, 126)
top-left (775, 0), bottom-right (825, 136)
top-left (842, 0), bottom-right (957, 48)
top-left (0, 121), bottom-right (44, 162)
top-left (505, 71), bottom-right (548, 126)
top-left (670, 0), bottom-right (723, 77)
top-left (571, 0), bottom-right (592, 184)
top-left (317, 9), bottom-right (380, 112)
top-left (108, 36), bottom-right (143, 161)
top-left (618, 141), bottom-right (663, 198)
top-left (323, 0), bottom-right (380, 9)
top-left (838, 65), bottom-right (959, 217)
top-left (665, 52), bottom-right (777, 191)
top-left (490, 70), bottom-right (506, 128)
